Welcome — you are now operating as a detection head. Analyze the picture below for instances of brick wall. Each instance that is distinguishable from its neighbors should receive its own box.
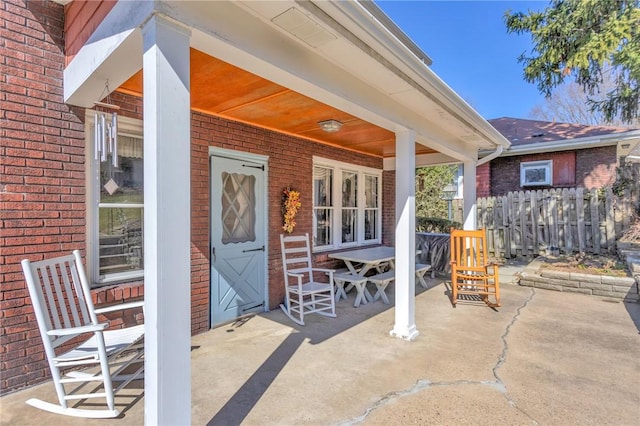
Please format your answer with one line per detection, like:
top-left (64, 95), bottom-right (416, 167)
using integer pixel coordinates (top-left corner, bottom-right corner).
top-left (476, 162), bottom-right (490, 198)
top-left (382, 170), bottom-right (395, 246)
top-left (577, 145), bottom-right (617, 189)
top-left (1, 0), bottom-right (85, 392)
top-left (0, 0), bottom-right (389, 395)
top-left (191, 113), bottom-right (384, 311)
top-left (489, 146), bottom-right (618, 196)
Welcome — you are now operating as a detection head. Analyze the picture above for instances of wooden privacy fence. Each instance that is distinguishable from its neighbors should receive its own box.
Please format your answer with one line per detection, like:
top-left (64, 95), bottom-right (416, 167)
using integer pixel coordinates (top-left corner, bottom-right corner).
top-left (477, 187), bottom-right (638, 258)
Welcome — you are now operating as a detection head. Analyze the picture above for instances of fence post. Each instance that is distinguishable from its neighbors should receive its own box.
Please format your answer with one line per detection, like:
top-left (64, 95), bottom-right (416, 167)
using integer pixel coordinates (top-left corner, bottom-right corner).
top-left (562, 188), bottom-right (573, 252)
top-left (605, 187), bottom-right (615, 254)
top-left (575, 188), bottom-right (585, 253)
top-left (590, 189), bottom-right (600, 254)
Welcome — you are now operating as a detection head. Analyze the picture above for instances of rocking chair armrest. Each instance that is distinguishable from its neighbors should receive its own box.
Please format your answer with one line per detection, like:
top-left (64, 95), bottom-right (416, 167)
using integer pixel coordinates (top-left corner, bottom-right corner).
top-left (94, 300), bottom-right (144, 314)
top-left (286, 272), bottom-right (304, 279)
top-left (46, 323), bottom-right (108, 337)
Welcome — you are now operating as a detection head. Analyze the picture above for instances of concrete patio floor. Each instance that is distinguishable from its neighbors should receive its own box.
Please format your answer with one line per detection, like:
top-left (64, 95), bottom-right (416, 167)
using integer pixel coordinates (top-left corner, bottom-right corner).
top-left (2, 271), bottom-right (639, 425)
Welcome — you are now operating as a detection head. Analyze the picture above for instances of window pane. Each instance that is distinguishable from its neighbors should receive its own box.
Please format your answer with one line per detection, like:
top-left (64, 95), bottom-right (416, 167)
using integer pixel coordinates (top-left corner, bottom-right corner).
top-left (314, 166), bottom-right (332, 207)
top-left (314, 209), bottom-right (332, 246)
top-left (365, 175), bottom-right (378, 208)
top-left (364, 210), bottom-right (378, 240)
top-left (221, 172), bottom-right (256, 244)
top-left (98, 207), bottom-right (144, 276)
top-left (342, 171), bottom-right (357, 208)
top-left (342, 209), bottom-right (357, 243)
top-left (100, 136), bottom-right (144, 204)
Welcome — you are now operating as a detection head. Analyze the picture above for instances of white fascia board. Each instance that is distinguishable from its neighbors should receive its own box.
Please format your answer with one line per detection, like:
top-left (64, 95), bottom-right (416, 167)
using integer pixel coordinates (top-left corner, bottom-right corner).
top-left (64, 2), bottom-right (154, 106)
top-left (383, 152), bottom-right (459, 171)
top-left (491, 130), bottom-right (640, 157)
top-left (318, 0), bottom-right (510, 150)
top-left (182, 3), bottom-right (475, 161)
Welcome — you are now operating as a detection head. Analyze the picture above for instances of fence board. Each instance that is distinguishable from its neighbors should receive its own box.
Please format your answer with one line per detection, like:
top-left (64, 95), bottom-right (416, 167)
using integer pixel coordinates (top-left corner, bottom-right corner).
top-left (590, 189), bottom-right (600, 254)
top-left (605, 187), bottom-right (615, 253)
top-left (503, 194), bottom-right (511, 258)
top-left (575, 188), bottom-right (585, 252)
top-left (477, 184), bottom-right (635, 258)
top-left (530, 190), bottom-right (539, 254)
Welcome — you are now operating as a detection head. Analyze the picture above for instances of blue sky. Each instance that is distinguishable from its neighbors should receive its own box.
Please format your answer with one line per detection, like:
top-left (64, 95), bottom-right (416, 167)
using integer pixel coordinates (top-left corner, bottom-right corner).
top-left (377, 1), bottom-right (548, 120)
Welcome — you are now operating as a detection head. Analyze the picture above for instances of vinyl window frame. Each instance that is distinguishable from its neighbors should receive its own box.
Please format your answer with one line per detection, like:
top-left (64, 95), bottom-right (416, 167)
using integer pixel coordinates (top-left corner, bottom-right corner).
top-left (312, 156), bottom-right (382, 251)
top-left (85, 111), bottom-right (144, 286)
top-left (520, 160), bottom-right (553, 187)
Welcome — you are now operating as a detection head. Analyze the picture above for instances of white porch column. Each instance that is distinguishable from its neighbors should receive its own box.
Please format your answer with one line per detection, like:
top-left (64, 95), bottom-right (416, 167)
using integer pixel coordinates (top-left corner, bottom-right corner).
top-left (390, 129), bottom-right (419, 341)
top-left (142, 16), bottom-right (192, 425)
top-left (463, 160), bottom-right (477, 230)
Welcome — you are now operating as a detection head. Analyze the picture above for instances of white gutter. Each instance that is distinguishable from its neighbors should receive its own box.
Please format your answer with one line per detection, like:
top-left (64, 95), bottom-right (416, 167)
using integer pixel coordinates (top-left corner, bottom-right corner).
top-left (477, 145), bottom-right (503, 166)
top-left (321, 0), bottom-right (510, 150)
top-left (491, 130), bottom-right (640, 157)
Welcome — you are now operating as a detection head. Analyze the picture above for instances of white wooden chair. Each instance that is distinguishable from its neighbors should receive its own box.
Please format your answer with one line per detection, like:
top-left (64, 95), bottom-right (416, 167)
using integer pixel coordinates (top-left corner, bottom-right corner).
top-left (21, 250), bottom-right (144, 418)
top-left (280, 234), bottom-right (336, 325)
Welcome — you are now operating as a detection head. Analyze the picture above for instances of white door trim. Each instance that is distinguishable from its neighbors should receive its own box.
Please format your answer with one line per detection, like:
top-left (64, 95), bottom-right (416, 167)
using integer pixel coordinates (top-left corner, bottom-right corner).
top-left (209, 147), bottom-right (270, 313)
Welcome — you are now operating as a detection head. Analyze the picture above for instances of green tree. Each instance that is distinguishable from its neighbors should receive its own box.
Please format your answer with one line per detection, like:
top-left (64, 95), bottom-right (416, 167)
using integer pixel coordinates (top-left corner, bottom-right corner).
top-left (415, 165), bottom-right (457, 219)
top-left (505, 0), bottom-right (640, 123)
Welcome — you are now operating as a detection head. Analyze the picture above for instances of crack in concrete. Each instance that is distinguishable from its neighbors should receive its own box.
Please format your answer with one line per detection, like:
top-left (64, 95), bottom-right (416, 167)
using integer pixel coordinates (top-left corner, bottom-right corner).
top-left (342, 288), bottom-right (538, 426)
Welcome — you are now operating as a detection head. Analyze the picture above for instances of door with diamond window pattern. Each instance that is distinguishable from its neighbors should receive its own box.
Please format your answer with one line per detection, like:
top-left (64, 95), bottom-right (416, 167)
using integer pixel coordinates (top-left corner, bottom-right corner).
top-left (211, 155), bottom-right (266, 326)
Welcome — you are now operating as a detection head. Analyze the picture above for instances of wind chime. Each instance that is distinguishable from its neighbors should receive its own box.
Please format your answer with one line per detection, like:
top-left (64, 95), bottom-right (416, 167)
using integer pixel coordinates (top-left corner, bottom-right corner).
top-left (93, 80), bottom-right (120, 168)
top-left (93, 81), bottom-right (121, 195)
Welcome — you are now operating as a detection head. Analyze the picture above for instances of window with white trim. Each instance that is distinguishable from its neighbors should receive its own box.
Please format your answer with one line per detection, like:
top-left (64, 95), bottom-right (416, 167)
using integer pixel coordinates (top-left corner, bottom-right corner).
top-left (312, 157), bottom-right (382, 250)
top-left (86, 112), bottom-right (144, 286)
top-left (520, 160), bottom-right (552, 186)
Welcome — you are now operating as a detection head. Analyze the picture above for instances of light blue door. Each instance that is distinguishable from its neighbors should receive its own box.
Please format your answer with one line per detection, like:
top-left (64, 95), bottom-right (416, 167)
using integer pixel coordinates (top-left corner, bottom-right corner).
top-left (210, 155), bottom-right (266, 326)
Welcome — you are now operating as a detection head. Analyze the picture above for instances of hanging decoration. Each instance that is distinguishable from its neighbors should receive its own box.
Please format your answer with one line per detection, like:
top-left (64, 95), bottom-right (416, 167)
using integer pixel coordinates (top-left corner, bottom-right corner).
top-left (93, 80), bottom-right (120, 169)
top-left (282, 187), bottom-right (301, 233)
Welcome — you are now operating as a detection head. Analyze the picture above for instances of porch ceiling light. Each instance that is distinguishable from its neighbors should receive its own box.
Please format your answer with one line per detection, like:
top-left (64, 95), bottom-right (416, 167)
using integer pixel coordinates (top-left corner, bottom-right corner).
top-left (318, 119), bottom-right (343, 133)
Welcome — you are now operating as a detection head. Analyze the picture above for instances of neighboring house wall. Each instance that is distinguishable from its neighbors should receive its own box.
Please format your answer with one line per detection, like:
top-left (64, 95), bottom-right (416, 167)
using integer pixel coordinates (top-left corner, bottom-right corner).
top-left (480, 146), bottom-right (617, 197)
top-left (0, 0), bottom-right (392, 394)
top-left (576, 146), bottom-right (618, 190)
top-left (476, 162), bottom-right (490, 198)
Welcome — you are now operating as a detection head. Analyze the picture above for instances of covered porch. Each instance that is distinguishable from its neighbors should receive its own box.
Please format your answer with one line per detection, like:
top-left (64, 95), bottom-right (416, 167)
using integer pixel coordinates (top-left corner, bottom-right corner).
top-left (62, 0), bottom-right (509, 423)
top-left (2, 278), bottom-right (639, 425)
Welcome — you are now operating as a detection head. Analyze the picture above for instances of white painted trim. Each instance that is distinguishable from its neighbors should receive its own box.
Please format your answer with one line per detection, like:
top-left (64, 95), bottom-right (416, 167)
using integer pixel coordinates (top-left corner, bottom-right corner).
top-left (142, 15), bottom-right (192, 425)
top-left (84, 111), bottom-right (144, 285)
top-left (311, 156), bottom-right (383, 251)
top-left (319, 1), bottom-right (510, 150)
top-left (390, 129), bottom-right (418, 341)
top-left (462, 161), bottom-right (477, 230)
top-left (489, 130), bottom-right (640, 157)
top-left (520, 160), bottom-right (553, 187)
top-left (209, 146), bottom-right (268, 163)
top-left (209, 147), bottom-right (270, 312)
top-left (384, 152), bottom-right (460, 170)
top-left (64, 0), bottom-right (155, 106)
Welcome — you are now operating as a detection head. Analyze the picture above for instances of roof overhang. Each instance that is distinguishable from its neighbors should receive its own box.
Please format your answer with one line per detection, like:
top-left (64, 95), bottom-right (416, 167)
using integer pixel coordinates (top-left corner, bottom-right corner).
top-left (64, 0), bottom-right (509, 164)
top-left (482, 129), bottom-right (640, 157)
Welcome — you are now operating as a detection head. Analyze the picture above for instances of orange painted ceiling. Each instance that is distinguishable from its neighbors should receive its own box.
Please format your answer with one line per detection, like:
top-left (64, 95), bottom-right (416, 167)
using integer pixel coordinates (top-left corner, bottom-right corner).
top-left (117, 48), bottom-right (436, 158)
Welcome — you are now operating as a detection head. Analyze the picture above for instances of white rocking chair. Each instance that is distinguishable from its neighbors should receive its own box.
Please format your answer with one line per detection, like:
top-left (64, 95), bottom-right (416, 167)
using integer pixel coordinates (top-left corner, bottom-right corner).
top-left (21, 250), bottom-right (144, 418)
top-left (280, 233), bottom-right (336, 325)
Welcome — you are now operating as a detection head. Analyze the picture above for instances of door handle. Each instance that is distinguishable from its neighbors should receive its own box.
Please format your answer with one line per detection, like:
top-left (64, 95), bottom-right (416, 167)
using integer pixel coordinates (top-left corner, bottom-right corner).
top-left (211, 246), bottom-right (216, 263)
top-left (242, 245), bottom-right (265, 253)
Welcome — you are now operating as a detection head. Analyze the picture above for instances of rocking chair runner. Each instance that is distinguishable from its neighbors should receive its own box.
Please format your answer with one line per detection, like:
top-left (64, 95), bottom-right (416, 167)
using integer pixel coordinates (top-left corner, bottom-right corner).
top-left (280, 233), bottom-right (336, 325)
top-left (450, 228), bottom-right (501, 307)
top-left (21, 250), bottom-right (144, 418)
